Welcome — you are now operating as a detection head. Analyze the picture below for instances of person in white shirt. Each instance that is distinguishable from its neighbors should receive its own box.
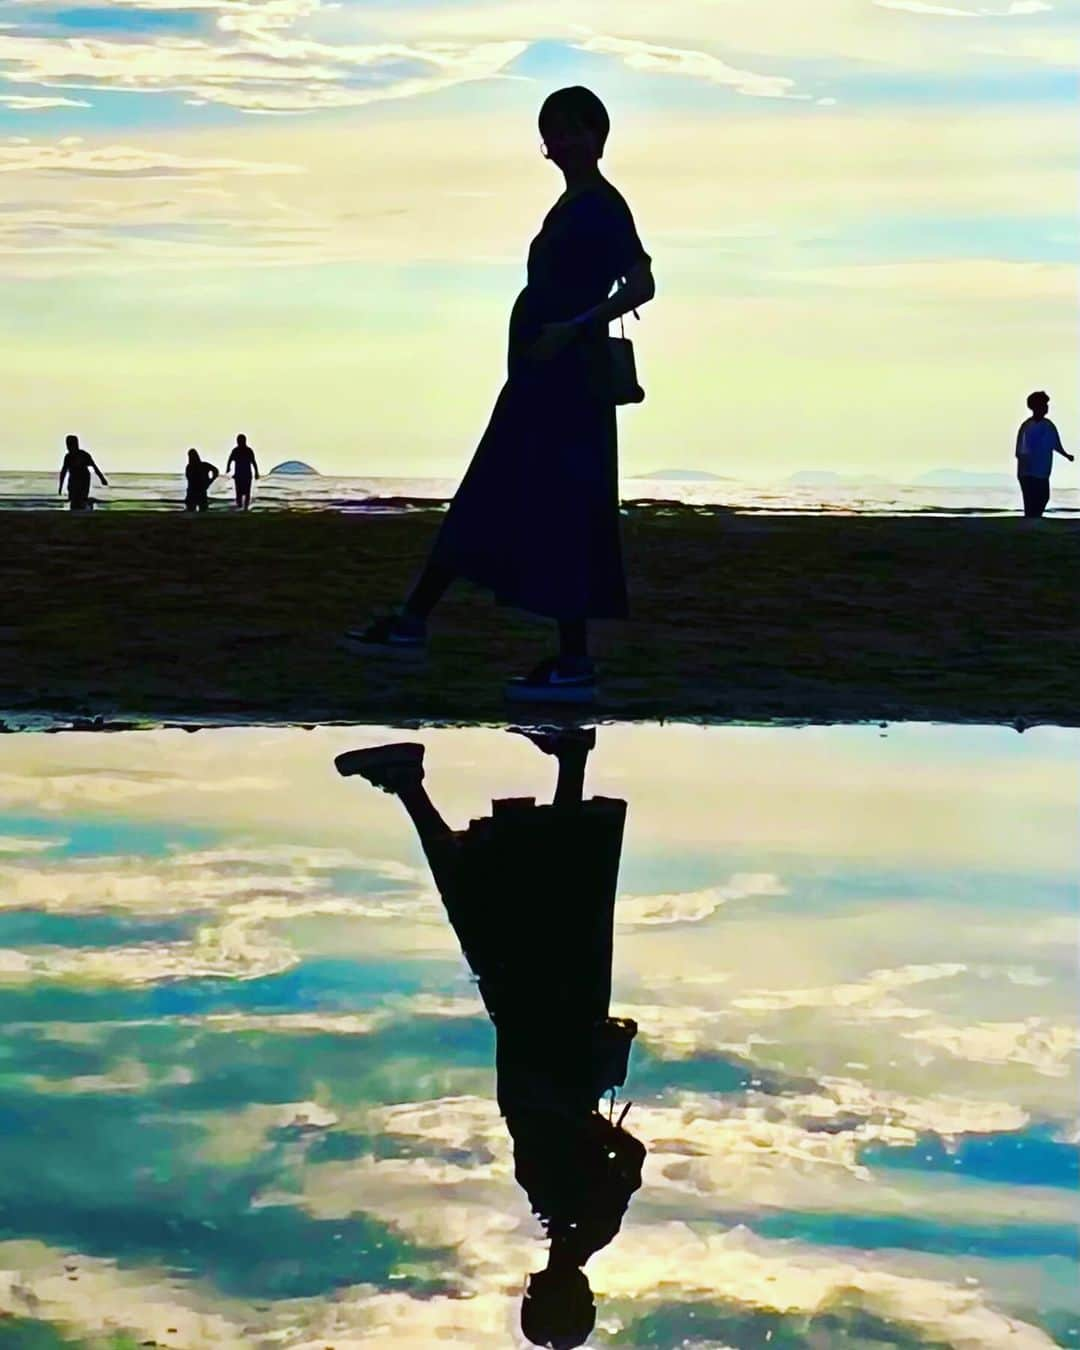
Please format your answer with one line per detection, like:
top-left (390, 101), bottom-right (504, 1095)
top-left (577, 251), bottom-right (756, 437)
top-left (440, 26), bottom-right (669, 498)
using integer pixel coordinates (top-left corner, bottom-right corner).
top-left (1015, 391), bottom-right (1073, 518)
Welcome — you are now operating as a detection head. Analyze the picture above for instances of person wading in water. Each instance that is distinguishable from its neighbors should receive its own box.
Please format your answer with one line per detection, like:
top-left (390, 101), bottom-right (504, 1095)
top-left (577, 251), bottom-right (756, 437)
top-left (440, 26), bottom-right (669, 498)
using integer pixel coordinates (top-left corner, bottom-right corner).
top-left (184, 448), bottom-right (219, 512)
top-left (345, 86), bottom-right (656, 702)
top-left (58, 434), bottom-right (108, 511)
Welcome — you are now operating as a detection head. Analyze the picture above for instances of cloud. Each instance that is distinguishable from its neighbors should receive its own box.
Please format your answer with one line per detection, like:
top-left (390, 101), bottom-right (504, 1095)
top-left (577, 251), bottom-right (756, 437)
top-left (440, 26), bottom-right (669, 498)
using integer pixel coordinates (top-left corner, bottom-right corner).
top-left (618, 872), bottom-right (787, 926)
top-left (0, 17), bottom-right (526, 114)
top-left (576, 33), bottom-right (808, 100)
top-left (874, 0), bottom-right (1052, 13)
top-left (0, 94), bottom-right (90, 109)
top-left (0, 137), bottom-right (301, 179)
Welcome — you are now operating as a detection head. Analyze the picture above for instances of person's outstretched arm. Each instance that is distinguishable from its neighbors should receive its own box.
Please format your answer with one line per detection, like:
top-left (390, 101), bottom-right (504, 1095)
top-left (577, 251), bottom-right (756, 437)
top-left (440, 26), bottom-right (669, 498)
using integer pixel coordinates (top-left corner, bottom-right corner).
top-left (1050, 422), bottom-right (1075, 463)
top-left (90, 457), bottom-right (108, 486)
top-left (207, 464), bottom-right (219, 483)
top-left (58, 460), bottom-right (68, 495)
top-left (226, 449), bottom-right (236, 474)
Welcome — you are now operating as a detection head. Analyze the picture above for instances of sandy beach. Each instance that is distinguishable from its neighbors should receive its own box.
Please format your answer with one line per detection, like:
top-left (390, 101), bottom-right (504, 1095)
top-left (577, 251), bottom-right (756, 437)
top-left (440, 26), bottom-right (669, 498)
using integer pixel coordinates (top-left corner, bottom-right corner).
top-left (1, 507), bottom-right (1076, 728)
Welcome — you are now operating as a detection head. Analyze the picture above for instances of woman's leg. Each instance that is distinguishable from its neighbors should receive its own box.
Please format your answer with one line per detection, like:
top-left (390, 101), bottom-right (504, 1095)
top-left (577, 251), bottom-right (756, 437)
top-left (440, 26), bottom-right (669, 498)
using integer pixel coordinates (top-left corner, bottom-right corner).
top-left (557, 620), bottom-right (589, 665)
top-left (403, 557), bottom-right (456, 621)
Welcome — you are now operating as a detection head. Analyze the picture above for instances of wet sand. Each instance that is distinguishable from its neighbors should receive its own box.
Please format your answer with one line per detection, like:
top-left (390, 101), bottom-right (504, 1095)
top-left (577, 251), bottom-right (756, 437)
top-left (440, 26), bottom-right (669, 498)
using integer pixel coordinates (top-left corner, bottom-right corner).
top-left (1, 508), bottom-right (1076, 727)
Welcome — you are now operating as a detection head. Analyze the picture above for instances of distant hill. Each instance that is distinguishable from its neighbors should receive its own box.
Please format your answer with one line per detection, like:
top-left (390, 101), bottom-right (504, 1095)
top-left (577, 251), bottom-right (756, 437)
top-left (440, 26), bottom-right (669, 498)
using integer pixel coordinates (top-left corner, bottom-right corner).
top-left (915, 469), bottom-right (1013, 489)
top-left (268, 460), bottom-right (319, 476)
top-left (636, 469), bottom-right (730, 482)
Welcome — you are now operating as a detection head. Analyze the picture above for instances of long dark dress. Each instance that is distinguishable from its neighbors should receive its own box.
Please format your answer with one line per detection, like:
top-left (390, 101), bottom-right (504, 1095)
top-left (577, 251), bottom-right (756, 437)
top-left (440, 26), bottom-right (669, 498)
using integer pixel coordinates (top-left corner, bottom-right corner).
top-left (430, 181), bottom-right (650, 620)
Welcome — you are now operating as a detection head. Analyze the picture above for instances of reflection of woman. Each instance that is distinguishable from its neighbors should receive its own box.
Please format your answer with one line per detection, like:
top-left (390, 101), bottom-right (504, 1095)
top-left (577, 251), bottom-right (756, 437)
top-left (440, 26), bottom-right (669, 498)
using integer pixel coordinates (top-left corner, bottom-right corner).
top-left (347, 86), bottom-right (656, 702)
top-left (336, 729), bottom-right (644, 1349)
top-left (184, 448), bottom-right (219, 512)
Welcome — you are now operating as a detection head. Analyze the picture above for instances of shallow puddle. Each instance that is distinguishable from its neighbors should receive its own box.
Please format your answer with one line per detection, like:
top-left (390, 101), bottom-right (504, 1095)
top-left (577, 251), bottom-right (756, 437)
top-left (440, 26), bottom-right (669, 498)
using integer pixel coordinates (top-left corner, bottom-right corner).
top-left (0, 722), bottom-right (1076, 1348)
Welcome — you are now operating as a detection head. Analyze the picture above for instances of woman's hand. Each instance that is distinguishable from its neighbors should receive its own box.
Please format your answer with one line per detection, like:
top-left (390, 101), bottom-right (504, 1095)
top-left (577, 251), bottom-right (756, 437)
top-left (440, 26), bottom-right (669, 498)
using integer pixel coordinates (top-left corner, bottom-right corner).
top-left (528, 320), bottom-right (577, 362)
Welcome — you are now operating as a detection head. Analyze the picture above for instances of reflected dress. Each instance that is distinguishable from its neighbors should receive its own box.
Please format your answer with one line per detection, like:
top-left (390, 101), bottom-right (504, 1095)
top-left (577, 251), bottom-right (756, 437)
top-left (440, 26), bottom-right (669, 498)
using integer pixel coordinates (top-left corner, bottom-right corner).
top-left (430, 180), bottom-right (650, 621)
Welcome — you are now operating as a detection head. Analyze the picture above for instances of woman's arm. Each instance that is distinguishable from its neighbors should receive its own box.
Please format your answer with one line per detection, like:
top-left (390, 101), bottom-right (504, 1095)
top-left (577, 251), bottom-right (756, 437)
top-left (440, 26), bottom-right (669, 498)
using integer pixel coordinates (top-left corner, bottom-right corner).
top-left (573, 259), bottom-right (655, 329)
top-left (90, 457), bottom-right (108, 486)
top-left (58, 462), bottom-right (67, 494)
top-left (529, 260), bottom-right (656, 361)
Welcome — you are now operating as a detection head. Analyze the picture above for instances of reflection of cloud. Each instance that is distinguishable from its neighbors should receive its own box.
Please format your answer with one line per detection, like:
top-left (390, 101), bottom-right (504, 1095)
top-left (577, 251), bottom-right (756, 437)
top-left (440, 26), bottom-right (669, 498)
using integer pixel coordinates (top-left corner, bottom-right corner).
top-left (0, 835), bottom-right (62, 853)
top-left (0, 836), bottom-right (434, 985)
top-left (732, 962), bottom-right (965, 1016)
top-left (592, 1224), bottom-right (1060, 1349)
top-left (618, 872), bottom-right (787, 926)
top-left (904, 1018), bottom-right (1079, 1078)
top-left (294, 1092), bottom-right (1063, 1349)
top-left (0, 768), bottom-right (280, 810)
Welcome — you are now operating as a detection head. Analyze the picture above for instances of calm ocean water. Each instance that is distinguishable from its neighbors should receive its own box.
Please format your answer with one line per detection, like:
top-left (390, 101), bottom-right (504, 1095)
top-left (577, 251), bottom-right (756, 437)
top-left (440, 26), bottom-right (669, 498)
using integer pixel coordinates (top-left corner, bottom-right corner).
top-left (3, 470), bottom-right (1077, 516)
top-left (0, 722), bottom-right (1075, 1347)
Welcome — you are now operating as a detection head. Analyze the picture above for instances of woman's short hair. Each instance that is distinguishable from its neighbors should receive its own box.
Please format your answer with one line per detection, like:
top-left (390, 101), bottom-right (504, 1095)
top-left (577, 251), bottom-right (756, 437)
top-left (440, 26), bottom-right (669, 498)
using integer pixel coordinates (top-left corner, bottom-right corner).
top-left (1026, 390), bottom-right (1049, 411)
top-left (539, 87), bottom-right (610, 151)
top-left (520, 1267), bottom-right (595, 1349)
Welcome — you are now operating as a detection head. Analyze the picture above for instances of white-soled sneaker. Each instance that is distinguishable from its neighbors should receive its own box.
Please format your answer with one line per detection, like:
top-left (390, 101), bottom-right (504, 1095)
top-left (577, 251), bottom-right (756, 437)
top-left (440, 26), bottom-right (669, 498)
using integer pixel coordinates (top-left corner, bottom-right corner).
top-left (504, 658), bottom-right (597, 705)
top-left (339, 613), bottom-right (427, 657)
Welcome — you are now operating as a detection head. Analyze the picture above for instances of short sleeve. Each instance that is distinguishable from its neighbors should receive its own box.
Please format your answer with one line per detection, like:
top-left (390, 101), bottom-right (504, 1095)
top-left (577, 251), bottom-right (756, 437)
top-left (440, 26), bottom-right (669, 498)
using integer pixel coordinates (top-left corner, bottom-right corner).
top-left (584, 188), bottom-right (650, 283)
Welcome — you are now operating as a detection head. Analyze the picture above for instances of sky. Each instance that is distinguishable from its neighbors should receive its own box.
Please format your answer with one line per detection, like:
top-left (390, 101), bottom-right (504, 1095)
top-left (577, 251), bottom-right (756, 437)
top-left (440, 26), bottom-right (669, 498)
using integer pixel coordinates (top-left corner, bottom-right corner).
top-left (0, 0), bottom-right (1077, 478)
top-left (0, 722), bottom-right (1076, 1346)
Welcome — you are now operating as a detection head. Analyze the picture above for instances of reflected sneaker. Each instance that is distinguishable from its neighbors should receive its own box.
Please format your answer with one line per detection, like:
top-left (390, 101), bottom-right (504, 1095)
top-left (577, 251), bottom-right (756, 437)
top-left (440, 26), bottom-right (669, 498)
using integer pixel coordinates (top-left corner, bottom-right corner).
top-left (509, 725), bottom-right (597, 755)
top-left (334, 742), bottom-right (425, 792)
top-left (340, 613), bottom-right (426, 656)
top-left (504, 658), bottom-right (597, 704)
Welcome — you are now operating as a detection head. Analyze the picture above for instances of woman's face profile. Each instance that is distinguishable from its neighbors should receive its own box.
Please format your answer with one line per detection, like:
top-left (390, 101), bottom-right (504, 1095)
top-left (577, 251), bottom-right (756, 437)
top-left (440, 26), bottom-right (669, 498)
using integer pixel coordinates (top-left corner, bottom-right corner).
top-left (540, 112), bottom-right (600, 171)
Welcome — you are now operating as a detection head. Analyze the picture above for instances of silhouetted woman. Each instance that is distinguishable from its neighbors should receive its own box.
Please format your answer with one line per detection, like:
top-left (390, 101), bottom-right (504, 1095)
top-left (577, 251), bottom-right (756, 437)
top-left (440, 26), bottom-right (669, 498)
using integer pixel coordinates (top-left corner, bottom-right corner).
top-left (184, 448), bottom-right (219, 512)
top-left (226, 434), bottom-right (259, 510)
top-left (58, 434), bottom-right (107, 511)
top-left (347, 86), bottom-right (655, 701)
top-left (336, 728), bottom-right (644, 1349)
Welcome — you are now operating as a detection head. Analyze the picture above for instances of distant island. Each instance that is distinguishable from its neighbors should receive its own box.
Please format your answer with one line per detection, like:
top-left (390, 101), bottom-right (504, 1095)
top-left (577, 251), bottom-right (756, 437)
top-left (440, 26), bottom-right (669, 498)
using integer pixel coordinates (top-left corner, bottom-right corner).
top-left (268, 460), bottom-right (319, 477)
top-left (636, 469), bottom-right (730, 482)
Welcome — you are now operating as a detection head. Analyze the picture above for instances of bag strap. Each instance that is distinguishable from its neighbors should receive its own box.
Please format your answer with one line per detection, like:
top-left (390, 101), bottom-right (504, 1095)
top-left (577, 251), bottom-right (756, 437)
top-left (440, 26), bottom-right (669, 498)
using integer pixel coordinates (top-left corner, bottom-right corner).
top-left (616, 276), bottom-right (640, 339)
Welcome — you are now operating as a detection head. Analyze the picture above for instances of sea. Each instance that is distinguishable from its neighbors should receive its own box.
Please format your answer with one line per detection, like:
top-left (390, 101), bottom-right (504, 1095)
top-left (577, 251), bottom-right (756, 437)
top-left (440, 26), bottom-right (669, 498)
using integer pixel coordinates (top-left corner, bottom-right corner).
top-left (3, 470), bottom-right (1077, 516)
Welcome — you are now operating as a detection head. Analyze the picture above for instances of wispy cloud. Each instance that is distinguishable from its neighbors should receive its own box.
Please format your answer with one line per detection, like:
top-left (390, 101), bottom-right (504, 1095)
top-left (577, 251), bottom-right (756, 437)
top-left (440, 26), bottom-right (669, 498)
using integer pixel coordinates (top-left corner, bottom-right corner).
top-left (0, 136), bottom-right (301, 177)
top-left (576, 33), bottom-right (809, 100)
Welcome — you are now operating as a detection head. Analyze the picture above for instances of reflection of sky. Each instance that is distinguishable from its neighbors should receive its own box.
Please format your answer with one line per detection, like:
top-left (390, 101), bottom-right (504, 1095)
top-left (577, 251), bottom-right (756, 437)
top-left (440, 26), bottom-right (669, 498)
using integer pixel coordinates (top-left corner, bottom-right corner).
top-left (0, 722), bottom-right (1076, 1347)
